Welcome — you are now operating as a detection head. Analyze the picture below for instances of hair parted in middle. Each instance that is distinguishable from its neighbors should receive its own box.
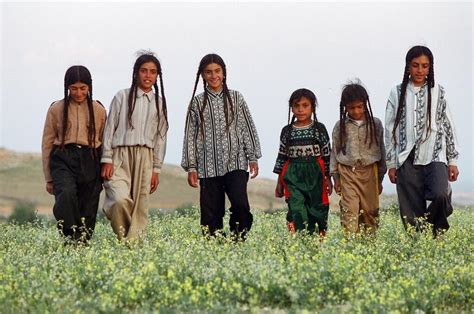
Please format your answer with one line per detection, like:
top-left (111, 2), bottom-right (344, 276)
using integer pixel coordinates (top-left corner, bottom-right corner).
top-left (128, 50), bottom-right (168, 137)
top-left (62, 65), bottom-right (96, 153)
top-left (187, 53), bottom-right (235, 136)
top-left (337, 80), bottom-right (378, 155)
top-left (284, 88), bottom-right (324, 156)
top-left (392, 45), bottom-right (435, 144)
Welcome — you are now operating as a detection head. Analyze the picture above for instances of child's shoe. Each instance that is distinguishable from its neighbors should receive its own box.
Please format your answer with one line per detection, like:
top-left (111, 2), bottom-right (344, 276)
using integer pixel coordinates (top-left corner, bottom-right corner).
top-left (287, 221), bottom-right (296, 233)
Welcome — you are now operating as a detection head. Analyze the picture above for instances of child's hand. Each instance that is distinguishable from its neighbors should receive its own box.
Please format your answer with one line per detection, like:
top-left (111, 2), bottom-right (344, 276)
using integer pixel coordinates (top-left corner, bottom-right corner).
top-left (187, 171), bottom-right (199, 188)
top-left (275, 181), bottom-right (284, 198)
top-left (101, 163), bottom-right (113, 181)
top-left (249, 161), bottom-right (259, 179)
top-left (150, 172), bottom-right (159, 194)
top-left (448, 165), bottom-right (459, 182)
top-left (46, 181), bottom-right (54, 195)
top-left (333, 176), bottom-right (341, 195)
top-left (388, 168), bottom-right (397, 184)
top-left (326, 177), bottom-right (333, 196)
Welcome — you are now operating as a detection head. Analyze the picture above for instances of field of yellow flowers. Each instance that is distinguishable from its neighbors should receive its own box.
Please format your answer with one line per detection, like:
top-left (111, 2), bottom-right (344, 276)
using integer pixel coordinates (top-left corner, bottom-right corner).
top-left (1, 207), bottom-right (472, 312)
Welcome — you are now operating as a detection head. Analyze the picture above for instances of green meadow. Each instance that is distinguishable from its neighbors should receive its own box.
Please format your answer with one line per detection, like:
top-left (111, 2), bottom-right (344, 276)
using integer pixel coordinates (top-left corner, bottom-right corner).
top-left (1, 207), bottom-right (472, 313)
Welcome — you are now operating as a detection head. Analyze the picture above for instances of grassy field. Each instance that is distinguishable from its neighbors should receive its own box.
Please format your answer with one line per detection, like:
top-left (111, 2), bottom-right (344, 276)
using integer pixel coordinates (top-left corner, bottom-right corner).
top-left (1, 206), bottom-right (472, 312)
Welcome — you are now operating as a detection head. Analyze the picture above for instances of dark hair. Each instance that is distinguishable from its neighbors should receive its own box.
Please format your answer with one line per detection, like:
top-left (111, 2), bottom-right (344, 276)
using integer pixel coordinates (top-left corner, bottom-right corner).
top-left (337, 81), bottom-right (378, 154)
top-left (128, 51), bottom-right (168, 137)
top-left (284, 88), bottom-right (323, 155)
top-left (62, 65), bottom-right (96, 150)
top-left (392, 45), bottom-right (434, 143)
top-left (186, 53), bottom-right (234, 136)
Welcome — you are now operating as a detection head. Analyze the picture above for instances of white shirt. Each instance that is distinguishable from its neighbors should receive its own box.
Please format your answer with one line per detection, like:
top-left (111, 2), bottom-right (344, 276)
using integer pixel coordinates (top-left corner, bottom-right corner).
top-left (101, 88), bottom-right (167, 172)
top-left (385, 81), bottom-right (459, 169)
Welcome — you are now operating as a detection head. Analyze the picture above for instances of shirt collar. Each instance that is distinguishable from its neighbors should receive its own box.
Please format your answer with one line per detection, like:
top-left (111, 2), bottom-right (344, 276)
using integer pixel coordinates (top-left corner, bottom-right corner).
top-left (206, 86), bottom-right (224, 98)
top-left (407, 80), bottom-right (427, 94)
top-left (346, 116), bottom-right (366, 126)
top-left (69, 99), bottom-right (86, 106)
top-left (136, 88), bottom-right (154, 100)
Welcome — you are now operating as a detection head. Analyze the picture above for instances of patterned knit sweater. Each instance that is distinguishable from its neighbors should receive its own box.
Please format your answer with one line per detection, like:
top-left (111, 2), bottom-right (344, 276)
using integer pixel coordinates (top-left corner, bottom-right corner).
top-left (273, 121), bottom-right (331, 175)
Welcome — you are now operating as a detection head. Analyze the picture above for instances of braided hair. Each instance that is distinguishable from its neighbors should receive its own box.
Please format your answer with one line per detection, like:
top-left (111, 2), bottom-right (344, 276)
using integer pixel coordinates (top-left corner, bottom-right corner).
top-left (338, 81), bottom-right (378, 155)
top-left (186, 54), bottom-right (235, 137)
top-left (392, 45), bottom-right (434, 144)
top-left (128, 51), bottom-right (168, 138)
top-left (62, 66), bottom-right (96, 151)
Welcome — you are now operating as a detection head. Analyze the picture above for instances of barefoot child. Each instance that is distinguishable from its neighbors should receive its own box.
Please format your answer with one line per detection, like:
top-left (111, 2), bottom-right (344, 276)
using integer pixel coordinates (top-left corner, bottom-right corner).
top-left (181, 53), bottom-right (261, 241)
top-left (101, 52), bottom-right (168, 242)
top-left (330, 81), bottom-right (386, 234)
top-left (274, 88), bottom-right (332, 236)
top-left (42, 65), bottom-right (106, 244)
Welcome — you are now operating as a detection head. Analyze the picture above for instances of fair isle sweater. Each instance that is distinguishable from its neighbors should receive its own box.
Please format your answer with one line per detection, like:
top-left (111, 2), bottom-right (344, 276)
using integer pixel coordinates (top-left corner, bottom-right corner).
top-left (273, 122), bottom-right (331, 175)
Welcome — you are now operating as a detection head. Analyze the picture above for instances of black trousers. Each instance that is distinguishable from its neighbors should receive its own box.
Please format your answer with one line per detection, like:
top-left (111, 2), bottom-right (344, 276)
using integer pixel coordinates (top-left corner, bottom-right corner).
top-left (50, 145), bottom-right (102, 242)
top-left (396, 150), bottom-right (453, 235)
top-left (199, 170), bottom-right (253, 239)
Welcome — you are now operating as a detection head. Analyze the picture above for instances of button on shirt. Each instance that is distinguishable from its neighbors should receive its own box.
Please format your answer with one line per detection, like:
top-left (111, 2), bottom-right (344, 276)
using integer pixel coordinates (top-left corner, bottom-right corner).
top-left (385, 82), bottom-right (459, 169)
top-left (101, 88), bottom-right (167, 172)
top-left (181, 88), bottom-right (262, 178)
top-left (330, 117), bottom-right (386, 179)
top-left (41, 99), bottom-right (106, 182)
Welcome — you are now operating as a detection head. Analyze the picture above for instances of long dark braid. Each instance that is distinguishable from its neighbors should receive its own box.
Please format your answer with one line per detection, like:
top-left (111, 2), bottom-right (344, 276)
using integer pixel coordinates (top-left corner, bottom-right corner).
top-left (186, 54), bottom-right (235, 137)
top-left (392, 46), bottom-right (434, 144)
top-left (62, 66), bottom-right (96, 154)
top-left (128, 52), bottom-right (168, 137)
top-left (338, 82), bottom-right (377, 155)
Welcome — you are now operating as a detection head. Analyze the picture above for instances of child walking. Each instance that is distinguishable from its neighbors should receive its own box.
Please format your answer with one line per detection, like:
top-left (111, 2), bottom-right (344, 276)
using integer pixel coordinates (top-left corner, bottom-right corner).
top-left (101, 52), bottom-right (168, 242)
top-left (385, 45), bottom-right (459, 236)
top-left (330, 82), bottom-right (386, 234)
top-left (274, 88), bottom-right (332, 236)
top-left (42, 65), bottom-right (106, 245)
top-left (181, 53), bottom-right (262, 241)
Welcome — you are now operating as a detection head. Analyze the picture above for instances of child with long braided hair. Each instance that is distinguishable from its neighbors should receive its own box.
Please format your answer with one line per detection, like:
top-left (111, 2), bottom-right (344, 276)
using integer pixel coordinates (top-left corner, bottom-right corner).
top-left (385, 46), bottom-right (459, 237)
top-left (101, 51), bottom-right (168, 242)
top-left (274, 88), bottom-right (332, 236)
top-left (42, 65), bottom-right (106, 245)
top-left (181, 53), bottom-right (261, 241)
top-left (330, 81), bottom-right (386, 235)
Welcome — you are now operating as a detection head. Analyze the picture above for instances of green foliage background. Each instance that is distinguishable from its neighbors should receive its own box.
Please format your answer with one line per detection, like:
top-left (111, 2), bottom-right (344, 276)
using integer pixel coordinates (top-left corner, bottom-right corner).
top-left (0, 208), bottom-right (472, 312)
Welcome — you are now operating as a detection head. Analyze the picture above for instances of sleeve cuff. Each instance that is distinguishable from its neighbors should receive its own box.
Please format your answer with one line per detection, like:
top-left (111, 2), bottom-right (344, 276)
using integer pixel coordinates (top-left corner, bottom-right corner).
top-left (448, 160), bottom-right (457, 166)
top-left (101, 156), bottom-right (113, 164)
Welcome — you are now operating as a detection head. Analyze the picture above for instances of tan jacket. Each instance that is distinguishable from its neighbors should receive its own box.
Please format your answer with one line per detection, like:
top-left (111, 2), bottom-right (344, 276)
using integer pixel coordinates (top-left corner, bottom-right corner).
top-left (41, 99), bottom-right (107, 182)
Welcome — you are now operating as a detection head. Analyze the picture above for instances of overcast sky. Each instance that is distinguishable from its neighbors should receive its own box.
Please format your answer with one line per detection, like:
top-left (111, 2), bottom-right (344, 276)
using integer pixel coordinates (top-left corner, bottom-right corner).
top-left (1, 1), bottom-right (472, 196)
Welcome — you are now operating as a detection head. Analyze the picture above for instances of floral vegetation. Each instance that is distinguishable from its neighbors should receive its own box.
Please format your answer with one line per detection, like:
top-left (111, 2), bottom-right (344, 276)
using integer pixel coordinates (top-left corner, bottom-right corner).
top-left (0, 207), bottom-right (472, 312)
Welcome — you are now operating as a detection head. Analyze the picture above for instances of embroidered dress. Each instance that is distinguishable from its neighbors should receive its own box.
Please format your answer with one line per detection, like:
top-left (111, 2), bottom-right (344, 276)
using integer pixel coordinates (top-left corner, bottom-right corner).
top-left (273, 122), bottom-right (331, 233)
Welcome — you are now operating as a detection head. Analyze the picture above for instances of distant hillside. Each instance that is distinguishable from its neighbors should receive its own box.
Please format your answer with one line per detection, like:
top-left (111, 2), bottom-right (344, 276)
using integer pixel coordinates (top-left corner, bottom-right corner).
top-left (0, 149), bottom-right (289, 216)
top-left (0, 149), bottom-right (403, 217)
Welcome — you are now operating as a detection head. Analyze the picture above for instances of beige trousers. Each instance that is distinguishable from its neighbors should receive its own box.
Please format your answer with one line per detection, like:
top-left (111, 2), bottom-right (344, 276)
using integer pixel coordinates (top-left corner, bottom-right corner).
top-left (103, 146), bottom-right (153, 241)
top-left (338, 163), bottom-right (380, 233)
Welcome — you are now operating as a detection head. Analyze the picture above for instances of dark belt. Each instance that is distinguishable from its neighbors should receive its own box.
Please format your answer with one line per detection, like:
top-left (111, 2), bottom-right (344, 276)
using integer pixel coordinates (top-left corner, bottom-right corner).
top-left (64, 144), bottom-right (89, 149)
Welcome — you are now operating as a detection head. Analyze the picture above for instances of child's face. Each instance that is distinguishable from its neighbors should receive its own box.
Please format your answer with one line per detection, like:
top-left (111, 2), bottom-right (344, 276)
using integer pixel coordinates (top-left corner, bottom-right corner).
top-left (202, 63), bottom-right (224, 92)
top-left (68, 82), bottom-right (89, 103)
top-left (409, 54), bottom-right (430, 87)
top-left (137, 61), bottom-right (158, 92)
top-left (345, 100), bottom-right (366, 121)
top-left (291, 96), bottom-right (313, 125)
